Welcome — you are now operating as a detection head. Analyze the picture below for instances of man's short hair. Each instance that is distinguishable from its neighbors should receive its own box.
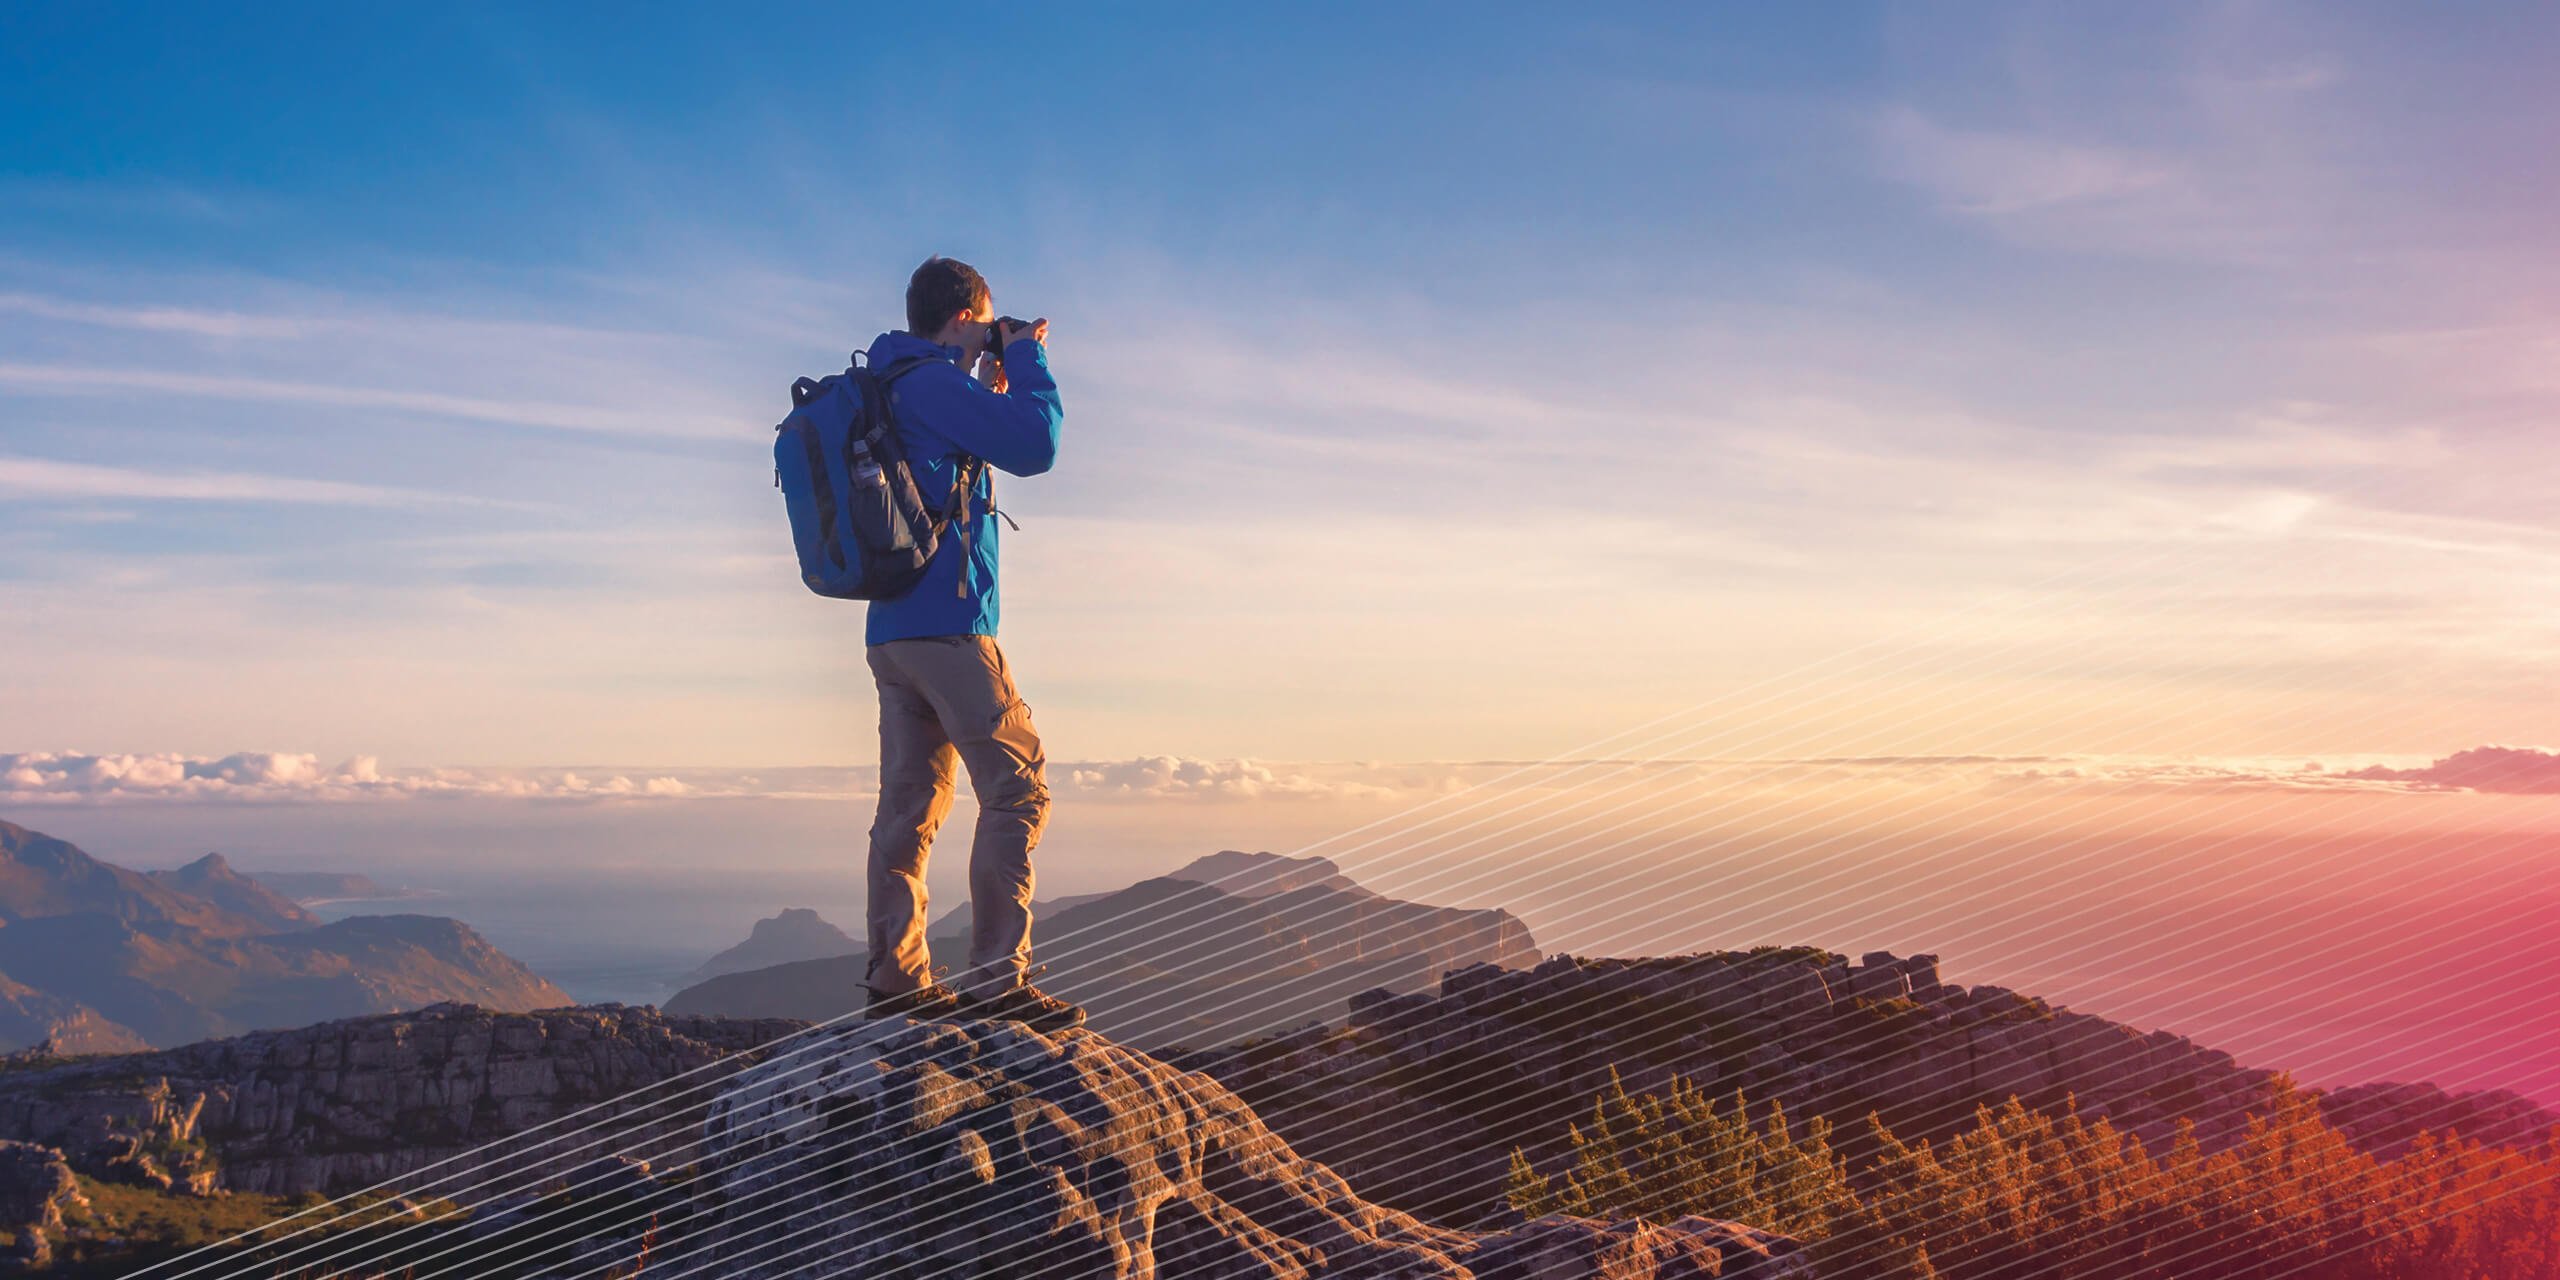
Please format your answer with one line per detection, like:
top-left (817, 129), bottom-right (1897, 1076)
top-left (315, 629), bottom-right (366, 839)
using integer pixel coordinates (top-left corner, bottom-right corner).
top-left (907, 256), bottom-right (990, 336)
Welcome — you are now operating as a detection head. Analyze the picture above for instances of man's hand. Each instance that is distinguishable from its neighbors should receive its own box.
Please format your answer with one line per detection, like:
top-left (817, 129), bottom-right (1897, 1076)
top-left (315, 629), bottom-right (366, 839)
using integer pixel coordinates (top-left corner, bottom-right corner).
top-left (974, 350), bottom-right (1009, 393)
top-left (997, 316), bottom-right (1049, 349)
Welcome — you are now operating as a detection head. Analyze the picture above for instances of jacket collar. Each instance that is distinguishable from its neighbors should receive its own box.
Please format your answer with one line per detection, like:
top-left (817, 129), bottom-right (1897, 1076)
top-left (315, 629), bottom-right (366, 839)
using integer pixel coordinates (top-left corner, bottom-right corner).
top-left (865, 329), bottom-right (963, 366)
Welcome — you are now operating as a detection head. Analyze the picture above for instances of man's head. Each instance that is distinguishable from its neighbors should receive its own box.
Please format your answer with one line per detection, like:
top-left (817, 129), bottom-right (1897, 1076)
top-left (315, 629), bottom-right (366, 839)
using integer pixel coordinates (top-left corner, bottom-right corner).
top-left (908, 256), bottom-right (994, 354)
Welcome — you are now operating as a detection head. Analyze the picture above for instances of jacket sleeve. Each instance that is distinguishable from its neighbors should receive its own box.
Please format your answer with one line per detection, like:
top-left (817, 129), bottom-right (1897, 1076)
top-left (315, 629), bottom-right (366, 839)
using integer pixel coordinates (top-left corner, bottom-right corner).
top-left (908, 341), bottom-right (1064, 477)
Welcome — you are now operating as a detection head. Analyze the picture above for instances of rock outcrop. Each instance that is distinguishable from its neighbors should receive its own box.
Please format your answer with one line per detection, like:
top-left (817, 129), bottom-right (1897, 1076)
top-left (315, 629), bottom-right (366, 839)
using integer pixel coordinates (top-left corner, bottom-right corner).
top-left (0, 1002), bottom-right (806, 1198)
top-left (686, 1017), bottom-right (1807, 1279)
top-left (1175, 950), bottom-right (2305, 1225)
top-left (0, 1141), bottom-right (84, 1270)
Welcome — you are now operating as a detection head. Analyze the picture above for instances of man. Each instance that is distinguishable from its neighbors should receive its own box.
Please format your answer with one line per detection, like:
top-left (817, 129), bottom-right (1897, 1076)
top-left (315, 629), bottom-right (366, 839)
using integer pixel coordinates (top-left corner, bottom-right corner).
top-left (858, 256), bottom-right (1079, 1031)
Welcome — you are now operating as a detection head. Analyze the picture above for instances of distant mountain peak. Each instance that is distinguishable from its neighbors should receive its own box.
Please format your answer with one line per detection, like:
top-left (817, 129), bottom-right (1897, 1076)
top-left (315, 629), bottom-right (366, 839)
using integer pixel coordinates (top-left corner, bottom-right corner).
top-left (754, 907), bottom-right (831, 934)
top-left (0, 821), bottom-right (567, 1052)
top-left (1165, 849), bottom-right (1372, 899)
top-left (676, 907), bottom-right (861, 992)
top-left (149, 849), bottom-right (317, 933)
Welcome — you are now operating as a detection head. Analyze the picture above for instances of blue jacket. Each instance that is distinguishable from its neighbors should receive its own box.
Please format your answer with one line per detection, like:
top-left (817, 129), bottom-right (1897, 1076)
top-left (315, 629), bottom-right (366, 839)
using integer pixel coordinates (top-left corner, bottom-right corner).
top-left (860, 329), bottom-right (1064, 644)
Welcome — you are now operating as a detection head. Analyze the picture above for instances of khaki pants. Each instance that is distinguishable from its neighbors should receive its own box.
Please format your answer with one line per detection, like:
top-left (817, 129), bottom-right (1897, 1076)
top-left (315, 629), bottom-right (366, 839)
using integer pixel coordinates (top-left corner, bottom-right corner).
top-left (864, 634), bottom-right (1050, 999)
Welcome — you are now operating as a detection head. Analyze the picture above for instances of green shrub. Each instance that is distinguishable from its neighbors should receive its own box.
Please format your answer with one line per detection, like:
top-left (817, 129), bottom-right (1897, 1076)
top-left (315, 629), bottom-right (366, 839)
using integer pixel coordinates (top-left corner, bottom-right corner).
top-left (1503, 1065), bottom-right (1854, 1241)
top-left (1510, 1071), bottom-right (2560, 1279)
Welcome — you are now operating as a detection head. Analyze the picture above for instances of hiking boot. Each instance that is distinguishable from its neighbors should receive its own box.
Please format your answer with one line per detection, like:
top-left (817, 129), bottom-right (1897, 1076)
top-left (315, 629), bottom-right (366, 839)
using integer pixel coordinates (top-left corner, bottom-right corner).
top-left (965, 983), bottom-right (1086, 1032)
top-left (864, 982), bottom-right (965, 1020)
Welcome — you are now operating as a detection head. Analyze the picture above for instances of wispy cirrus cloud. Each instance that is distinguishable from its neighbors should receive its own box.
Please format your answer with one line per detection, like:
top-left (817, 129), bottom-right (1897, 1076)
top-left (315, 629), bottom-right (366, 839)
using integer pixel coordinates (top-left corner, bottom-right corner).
top-left (0, 752), bottom-right (699, 806)
top-left (0, 455), bottom-right (519, 509)
top-left (0, 291), bottom-right (305, 339)
top-left (0, 363), bottom-right (724, 439)
top-left (1876, 106), bottom-right (2183, 215)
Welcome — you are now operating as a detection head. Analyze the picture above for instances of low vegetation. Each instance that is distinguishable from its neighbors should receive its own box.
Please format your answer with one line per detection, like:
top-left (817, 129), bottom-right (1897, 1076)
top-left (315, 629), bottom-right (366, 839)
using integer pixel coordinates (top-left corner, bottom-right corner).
top-left (49, 1178), bottom-right (451, 1277)
top-left (1507, 1069), bottom-right (2560, 1279)
top-left (45, 1175), bottom-right (667, 1279)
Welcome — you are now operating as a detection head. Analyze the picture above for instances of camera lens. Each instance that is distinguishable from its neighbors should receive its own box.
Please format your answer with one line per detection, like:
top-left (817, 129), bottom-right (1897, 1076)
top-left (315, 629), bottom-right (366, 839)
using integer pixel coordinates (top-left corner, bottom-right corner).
top-left (987, 316), bottom-right (1024, 361)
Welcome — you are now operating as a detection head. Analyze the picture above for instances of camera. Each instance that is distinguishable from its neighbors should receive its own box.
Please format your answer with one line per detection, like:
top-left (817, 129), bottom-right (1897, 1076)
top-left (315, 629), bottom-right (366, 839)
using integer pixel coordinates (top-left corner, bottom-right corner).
top-left (985, 316), bottom-right (1029, 361)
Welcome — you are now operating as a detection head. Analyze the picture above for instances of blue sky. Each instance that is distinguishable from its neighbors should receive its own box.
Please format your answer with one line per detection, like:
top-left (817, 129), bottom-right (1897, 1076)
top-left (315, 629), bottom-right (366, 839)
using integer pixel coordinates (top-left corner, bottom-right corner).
top-left (3, 2), bottom-right (2556, 770)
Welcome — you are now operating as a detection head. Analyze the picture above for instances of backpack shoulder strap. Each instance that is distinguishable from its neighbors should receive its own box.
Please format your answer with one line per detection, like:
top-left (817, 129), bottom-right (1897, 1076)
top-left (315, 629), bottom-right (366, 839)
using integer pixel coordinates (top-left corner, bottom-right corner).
top-left (876, 354), bottom-right (940, 386)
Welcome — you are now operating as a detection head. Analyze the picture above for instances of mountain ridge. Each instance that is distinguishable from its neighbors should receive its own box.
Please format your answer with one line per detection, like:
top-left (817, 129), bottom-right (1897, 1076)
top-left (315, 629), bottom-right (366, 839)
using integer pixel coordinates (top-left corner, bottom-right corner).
top-left (0, 820), bottom-right (570, 1052)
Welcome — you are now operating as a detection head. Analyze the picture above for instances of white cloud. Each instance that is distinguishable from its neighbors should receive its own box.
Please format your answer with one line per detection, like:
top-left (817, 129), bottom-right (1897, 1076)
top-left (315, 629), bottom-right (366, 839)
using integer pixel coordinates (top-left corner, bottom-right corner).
top-left (0, 363), bottom-right (725, 440)
top-left (0, 291), bottom-right (305, 339)
top-left (0, 752), bottom-right (702, 806)
top-left (1062, 756), bottom-right (1409, 802)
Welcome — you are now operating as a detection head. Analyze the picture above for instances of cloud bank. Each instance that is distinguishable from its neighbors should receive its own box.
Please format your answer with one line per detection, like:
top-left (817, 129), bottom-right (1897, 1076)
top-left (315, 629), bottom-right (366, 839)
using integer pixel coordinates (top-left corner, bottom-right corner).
top-left (4, 746), bottom-right (2546, 809)
top-left (0, 752), bottom-right (696, 805)
top-left (1983, 744), bottom-right (2560, 796)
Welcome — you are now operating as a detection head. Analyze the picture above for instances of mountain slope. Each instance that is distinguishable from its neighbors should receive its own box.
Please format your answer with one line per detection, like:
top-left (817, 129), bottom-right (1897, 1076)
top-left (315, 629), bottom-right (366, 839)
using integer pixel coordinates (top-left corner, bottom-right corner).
top-left (145, 852), bottom-right (316, 932)
top-left (0, 820), bottom-right (570, 1050)
top-left (0, 970), bottom-right (147, 1055)
top-left (0, 822), bottom-right (277, 939)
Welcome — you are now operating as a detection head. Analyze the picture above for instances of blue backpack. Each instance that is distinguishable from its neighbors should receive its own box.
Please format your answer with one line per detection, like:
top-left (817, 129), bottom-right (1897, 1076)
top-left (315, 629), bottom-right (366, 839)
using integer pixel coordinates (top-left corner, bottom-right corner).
top-left (773, 353), bottom-right (981, 600)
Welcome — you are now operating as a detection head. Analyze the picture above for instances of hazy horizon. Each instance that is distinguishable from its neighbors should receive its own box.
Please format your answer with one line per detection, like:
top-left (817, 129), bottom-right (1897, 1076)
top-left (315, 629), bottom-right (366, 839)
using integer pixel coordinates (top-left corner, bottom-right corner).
top-left (14, 740), bottom-right (2555, 1110)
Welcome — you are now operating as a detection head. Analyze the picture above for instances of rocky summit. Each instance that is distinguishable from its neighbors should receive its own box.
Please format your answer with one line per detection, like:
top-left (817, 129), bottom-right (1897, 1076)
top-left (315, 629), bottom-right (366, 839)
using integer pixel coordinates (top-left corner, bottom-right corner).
top-left (688, 1016), bottom-right (1809, 1279)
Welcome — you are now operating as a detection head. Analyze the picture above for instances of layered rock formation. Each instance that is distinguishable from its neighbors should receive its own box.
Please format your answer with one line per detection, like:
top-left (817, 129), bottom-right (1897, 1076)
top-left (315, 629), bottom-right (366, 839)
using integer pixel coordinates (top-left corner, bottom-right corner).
top-left (686, 1017), bottom-right (1808, 1279)
top-left (0, 821), bottom-right (570, 1050)
top-left (0, 1002), bottom-right (804, 1198)
top-left (1171, 949), bottom-right (2506, 1226)
top-left (669, 852), bottom-right (1539, 1050)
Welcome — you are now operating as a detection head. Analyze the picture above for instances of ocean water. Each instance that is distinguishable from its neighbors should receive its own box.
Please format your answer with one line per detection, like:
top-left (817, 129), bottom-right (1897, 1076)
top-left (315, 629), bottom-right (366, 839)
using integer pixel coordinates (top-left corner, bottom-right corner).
top-left (307, 866), bottom-right (877, 1006)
